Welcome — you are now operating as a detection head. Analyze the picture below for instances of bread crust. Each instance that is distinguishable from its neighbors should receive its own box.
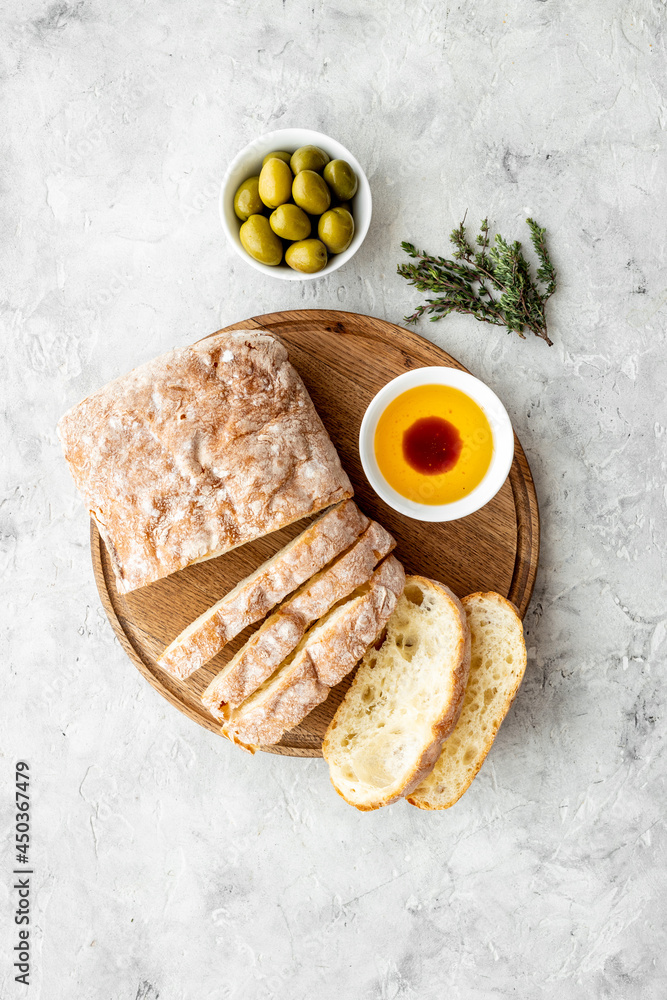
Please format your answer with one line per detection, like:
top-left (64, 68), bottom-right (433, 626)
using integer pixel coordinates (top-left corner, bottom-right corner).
top-left (323, 576), bottom-right (471, 811)
top-left (159, 500), bottom-right (368, 679)
top-left (58, 330), bottom-right (352, 593)
top-left (222, 555), bottom-right (405, 749)
top-left (201, 520), bottom-right (395, 715)
top-left (406, 591), bottom-right (526, 810)
top-left (201, 613), bottom-right (304, 720)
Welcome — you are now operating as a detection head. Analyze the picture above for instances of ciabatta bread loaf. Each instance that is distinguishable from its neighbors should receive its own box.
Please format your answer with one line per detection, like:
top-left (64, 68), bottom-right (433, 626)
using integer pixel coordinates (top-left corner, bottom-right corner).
top-left (201, 520), bottom-right (395, 717)
top-left (158, 500), bottom-right (368, 679)
top-left (222, 555), bottom-right (405, 751)
top-left (58, 330), bottom-right (352, 593)
top-left (322, 577), bottom-right (470, 811)
top-left (407, 592), bottom-right (527, 810)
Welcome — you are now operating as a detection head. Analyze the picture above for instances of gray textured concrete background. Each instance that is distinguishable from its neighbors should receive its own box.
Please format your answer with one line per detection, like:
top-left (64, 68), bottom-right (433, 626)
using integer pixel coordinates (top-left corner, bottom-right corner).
top-left (2, 1), bottom-right (666, 997)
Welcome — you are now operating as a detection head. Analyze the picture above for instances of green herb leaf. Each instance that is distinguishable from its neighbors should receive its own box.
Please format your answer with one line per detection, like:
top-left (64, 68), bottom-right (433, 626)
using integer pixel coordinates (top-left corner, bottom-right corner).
top-left (397, 218), bottom-right (557, 345)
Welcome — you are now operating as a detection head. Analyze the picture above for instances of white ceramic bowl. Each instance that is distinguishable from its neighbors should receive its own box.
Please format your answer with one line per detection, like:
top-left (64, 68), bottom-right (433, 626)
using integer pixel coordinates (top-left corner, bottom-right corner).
top-left (359, 367), bottom-right (515, 522)
top-left (219, 128), bottom-right (372, 281)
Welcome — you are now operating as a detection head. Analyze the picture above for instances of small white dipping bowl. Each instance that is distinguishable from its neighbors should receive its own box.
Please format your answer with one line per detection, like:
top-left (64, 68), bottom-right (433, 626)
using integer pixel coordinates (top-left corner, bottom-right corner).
top-left (219, 128), bottom-right (372, 281)
top-left (359, 367), bottom-right (515, 522)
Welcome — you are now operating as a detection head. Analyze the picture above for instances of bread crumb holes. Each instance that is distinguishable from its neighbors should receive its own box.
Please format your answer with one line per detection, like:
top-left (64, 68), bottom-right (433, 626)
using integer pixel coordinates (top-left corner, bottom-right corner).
top-left (404, 583), bottom-right (424, 606)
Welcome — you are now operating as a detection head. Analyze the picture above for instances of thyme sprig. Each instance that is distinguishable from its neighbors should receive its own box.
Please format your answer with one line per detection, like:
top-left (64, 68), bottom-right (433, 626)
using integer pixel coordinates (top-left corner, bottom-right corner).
top-left (397, 217), bottom-right (557, 345)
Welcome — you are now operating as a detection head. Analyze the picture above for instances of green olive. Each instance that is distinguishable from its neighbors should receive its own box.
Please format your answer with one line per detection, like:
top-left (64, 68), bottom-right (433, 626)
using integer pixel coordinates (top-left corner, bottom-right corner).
top-left (239, 214), bottom-right (283, 266)
top-left (336, 200), bottom-right (352, 213)
top-left (233, 176), bottom-right (263, 221)
top-left (323, 159), bottom-right (358, 201)
top-left (290, 145), bottom-right (330, 174)
top-left (292, 170), bottom-right (331, 215)
top-left (262, 150), bottom-right (292, 167)
top-left (258, 158), bottom-right (293, 209)
top-left (269, 203), bottom-right (311, 241)
top-left (318, 207), bottom-right (355, 254)
top-left (285, 239), bottom-right (328, 274)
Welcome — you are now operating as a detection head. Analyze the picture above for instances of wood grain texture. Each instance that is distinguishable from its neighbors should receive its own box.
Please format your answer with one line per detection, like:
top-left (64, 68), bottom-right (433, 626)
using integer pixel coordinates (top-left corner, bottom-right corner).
top-left (91, 309), bottom-right (540, 758)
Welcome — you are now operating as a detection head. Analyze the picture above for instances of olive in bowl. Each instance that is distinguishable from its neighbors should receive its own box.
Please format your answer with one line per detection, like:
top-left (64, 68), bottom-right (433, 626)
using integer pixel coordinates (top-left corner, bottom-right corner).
top-left (270, 204), bottom-right (312, 241)
top-left (318, 207), bottom-right (355, 254)
top-left (239, 215), bottom-right (283, 266)
top-left (285, 239), bottom-right (328, 273)
top-left (290, 144), bottom-right (330, 174)
top-left (292, 170), bottom-right (331, 216)
top-left (262, 150), bottom-right (291, 166)
top-left (323, 160), bottom-right (358, 201)
top-left (233, 176), bottom-right (263, 221)
top-left (258, 158), bottom-right (293, 210)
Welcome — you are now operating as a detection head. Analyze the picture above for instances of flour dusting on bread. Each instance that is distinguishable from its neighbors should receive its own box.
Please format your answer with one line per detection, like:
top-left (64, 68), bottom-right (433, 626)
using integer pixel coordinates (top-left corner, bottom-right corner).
top-left (58, 330), bottom-right (352, 592)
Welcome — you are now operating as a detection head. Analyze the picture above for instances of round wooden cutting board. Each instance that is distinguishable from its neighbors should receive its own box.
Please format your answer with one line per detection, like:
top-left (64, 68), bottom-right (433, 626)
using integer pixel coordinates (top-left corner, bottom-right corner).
top-left (91, 309), bottom-right (539, 757)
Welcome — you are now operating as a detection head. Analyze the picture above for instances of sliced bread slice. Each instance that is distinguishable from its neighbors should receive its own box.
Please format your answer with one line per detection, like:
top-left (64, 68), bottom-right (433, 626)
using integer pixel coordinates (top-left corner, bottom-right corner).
top-left (201, 520), bottom-right (395, 719)
top-left (157, 500), bottom-right (368, 679)
top-left (222, 555), bottom-right (405, 751)
top-left (407, 592), bottom-right (527, 810)
top-left (322, 576), bottom-right (470, 811)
